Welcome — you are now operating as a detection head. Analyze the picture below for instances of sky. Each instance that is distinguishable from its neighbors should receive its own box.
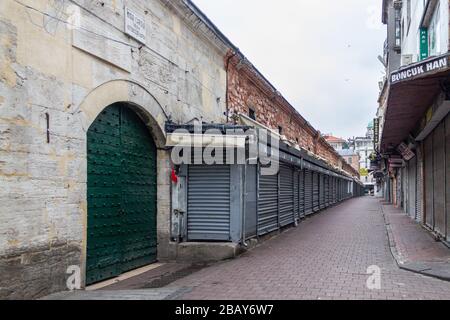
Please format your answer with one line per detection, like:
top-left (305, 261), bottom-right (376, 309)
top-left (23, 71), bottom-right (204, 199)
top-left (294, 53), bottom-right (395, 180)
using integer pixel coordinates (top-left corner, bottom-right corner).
top-left (193, 0), bottom-right (387, 139)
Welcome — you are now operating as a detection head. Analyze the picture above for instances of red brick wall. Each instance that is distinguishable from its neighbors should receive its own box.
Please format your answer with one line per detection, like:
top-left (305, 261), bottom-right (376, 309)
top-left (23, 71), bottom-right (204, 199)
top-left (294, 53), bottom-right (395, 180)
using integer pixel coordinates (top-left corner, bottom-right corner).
top-left (226, 53), bottom-right (359, 178)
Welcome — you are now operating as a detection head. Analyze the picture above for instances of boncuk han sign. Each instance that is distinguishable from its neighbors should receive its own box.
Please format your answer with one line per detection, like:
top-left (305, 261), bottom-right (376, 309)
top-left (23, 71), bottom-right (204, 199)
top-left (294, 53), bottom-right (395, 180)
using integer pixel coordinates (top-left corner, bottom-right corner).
top-left (125, 7), bottom-right (146, 44)
top-left (391, 54), bottom-right (449, 84)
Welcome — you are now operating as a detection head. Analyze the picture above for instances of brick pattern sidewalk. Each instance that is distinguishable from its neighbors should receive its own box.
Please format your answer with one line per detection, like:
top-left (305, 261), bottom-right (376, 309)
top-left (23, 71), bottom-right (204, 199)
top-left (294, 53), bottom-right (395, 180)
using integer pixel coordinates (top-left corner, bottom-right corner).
top-left (382, 203), bottom-right (450, 281)
top-left (167, 197), bottom-right (450, 300)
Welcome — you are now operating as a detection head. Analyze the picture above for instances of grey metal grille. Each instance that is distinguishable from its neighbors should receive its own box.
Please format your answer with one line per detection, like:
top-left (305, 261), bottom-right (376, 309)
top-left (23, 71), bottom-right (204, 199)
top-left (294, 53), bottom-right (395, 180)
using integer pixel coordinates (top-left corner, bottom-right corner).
top-left (187, 165), bottom-right (231, 241)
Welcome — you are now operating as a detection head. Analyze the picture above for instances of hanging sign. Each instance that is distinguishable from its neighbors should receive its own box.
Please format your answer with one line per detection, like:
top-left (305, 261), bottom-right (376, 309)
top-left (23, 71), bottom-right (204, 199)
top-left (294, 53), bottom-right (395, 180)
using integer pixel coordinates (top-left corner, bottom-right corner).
top-left (397, 142), bottom-right (415, 161)
top-left (125, 7), bottom-right (146, 43)
top-left (420, 28), bottom-right (428, 61)
top-left (391, 54), bottom-right (449, 84)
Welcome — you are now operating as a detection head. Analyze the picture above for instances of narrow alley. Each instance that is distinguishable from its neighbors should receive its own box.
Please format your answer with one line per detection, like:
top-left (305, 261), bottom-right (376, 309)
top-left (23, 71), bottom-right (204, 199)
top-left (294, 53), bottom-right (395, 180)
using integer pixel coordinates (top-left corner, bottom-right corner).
top-left (45, 197), bottom-right (450, 300)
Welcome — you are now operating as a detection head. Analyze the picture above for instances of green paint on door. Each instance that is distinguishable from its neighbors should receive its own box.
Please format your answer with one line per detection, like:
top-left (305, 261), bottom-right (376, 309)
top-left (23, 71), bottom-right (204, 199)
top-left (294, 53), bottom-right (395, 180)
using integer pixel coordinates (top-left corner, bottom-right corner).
top-left (86, 103), bottom-right (157, 285)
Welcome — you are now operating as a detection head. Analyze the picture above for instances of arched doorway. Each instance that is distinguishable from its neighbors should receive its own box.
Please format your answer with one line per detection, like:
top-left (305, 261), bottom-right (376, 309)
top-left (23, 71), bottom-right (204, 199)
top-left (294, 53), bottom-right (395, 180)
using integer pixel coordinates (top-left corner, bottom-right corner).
top-left (86, 102), bottom-right (157, 285)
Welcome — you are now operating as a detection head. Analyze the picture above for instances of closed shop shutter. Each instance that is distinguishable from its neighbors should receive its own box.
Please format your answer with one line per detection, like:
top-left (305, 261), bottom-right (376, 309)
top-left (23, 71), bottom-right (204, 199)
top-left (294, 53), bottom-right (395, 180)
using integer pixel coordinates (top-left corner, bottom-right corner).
top-left (319, 173), bottom-right (325, 209)
top-left (433, 122), bottom-right (446, 237)
top-left (187, 165), bottom-right (231, 241)
top-left (446, 114), bottom-right (450, 241)
top-left (408, 157), bottom-right (416, 219)
top-left (416, 145), bottom-right (424, 222)
top-left (258, 170), bottom-right (279, 235)
top-left (325, 176), bottom-right (330, 207)
top-left (313, 171), bottom-right (320, 212)
top-left (304, 169), bottom-right (313, 215)
top-left (299, 170), bottom-right (305, 218)
top-left (279, 164), bottom-right (294, 227)
top-left (424, 134), bottom-right (434, 228)
top-left (402, 166), bottom-right (408, 213)
top-left (294, 170), bottom-right (299, 221)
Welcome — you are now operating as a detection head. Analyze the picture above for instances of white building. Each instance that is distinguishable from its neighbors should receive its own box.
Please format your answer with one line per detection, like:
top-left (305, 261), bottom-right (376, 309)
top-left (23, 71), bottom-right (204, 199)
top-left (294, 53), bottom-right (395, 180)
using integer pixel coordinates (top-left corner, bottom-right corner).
top-left (350, 122), bottom-right (375, 191)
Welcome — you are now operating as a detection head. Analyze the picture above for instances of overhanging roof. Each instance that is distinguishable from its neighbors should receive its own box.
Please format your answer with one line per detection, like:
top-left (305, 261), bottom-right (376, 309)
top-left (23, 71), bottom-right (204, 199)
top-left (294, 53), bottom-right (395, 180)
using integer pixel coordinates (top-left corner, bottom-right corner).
top-left (381, 54), bottom-right (450, 152)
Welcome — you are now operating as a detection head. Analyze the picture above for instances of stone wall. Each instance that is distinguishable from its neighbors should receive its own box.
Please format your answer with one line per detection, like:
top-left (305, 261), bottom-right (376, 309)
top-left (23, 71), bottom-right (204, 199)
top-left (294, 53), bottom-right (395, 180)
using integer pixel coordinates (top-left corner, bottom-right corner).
top-left (0, 0), bottom-right (227, 299)
top-left (226, 53), bottom-right (359, 178)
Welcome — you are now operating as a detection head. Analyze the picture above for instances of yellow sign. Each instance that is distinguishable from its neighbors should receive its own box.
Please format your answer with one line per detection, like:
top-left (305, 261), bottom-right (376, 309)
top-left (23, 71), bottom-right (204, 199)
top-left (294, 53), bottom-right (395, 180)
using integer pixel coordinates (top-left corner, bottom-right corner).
top-left (359, 168), bottom-right (368, 177)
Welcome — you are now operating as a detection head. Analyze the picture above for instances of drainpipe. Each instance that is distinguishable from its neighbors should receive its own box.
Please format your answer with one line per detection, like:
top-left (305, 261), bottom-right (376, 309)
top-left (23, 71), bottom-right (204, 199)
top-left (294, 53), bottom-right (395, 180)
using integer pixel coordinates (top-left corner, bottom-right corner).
top-left (225, 51), bottom-right (238, 124)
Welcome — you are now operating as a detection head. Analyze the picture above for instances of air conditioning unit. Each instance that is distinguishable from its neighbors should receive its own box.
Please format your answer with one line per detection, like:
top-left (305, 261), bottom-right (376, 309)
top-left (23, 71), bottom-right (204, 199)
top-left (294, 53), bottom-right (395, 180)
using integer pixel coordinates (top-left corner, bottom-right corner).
top-left (401, 54), bottom-right (413, 66)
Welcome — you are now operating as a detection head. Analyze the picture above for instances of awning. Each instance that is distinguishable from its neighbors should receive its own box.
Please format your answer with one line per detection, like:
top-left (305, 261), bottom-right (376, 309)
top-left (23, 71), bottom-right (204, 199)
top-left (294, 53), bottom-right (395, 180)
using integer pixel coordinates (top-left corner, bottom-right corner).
top-left (166, 132), bottom-right (247, 148)
top-left (381, 53), bottom-right (450, 152)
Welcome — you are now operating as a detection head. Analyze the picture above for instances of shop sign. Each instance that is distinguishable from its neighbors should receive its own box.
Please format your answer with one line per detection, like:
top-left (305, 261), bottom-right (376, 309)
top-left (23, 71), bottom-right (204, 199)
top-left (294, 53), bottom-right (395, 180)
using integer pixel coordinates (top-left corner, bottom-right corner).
top-left (420, 28), bottom-right (428, 61)
top-left (391, 54), bottom-right (449, 84)
top-left (397, 142), bottom-right (415, 161)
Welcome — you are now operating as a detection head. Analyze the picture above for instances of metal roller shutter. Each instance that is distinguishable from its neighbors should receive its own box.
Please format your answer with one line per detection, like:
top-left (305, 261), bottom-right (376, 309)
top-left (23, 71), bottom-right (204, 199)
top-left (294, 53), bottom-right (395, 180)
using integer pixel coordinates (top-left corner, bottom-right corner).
top-left (319, 173), bottom-right (325, 210)
top-left (187, 165), bottom-right (231, 241)
top-left (299, 170), bottom-right (305, 218)
top-left (446, 114), bottom-right (450, 241)
top-left (279, 164), bottom-right (295, 227)
top-left (294, 170), bottom-right (299, 221)
top-left (258, 169), bottom-right (279, 235)
top-left (433, 122), bottom-right (446, 237)
top-left (424, 134), bottom-right (434, 228)
top-left (333, 177), bottom-right (337, 203)
top-left (304, 169), bottom-right (313, 215)
top-left (324, 176), bottom-right (330, 207)
top-left (408, 157), bottom-right (416, 219)
top-left (402, 166), bottom-right (407, 213)
top-left (416, 144), bottom-right (424, 222)
top-left (313, 171), bottom-right (320, 212)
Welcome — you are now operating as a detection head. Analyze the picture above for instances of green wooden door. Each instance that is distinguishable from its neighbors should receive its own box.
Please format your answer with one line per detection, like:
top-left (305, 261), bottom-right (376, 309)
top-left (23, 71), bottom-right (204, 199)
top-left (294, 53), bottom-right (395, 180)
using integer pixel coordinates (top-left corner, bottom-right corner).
top-left (86, 103), bottom-right (157, 285)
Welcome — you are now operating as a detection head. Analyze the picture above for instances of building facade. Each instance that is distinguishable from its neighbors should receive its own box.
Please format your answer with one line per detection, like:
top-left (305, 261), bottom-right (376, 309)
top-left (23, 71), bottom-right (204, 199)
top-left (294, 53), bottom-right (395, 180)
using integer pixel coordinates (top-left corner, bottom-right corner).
top-left (338, 149), bottom-right (360, 174)
top-left (324, 135), bottom-right (347, 151)
top-left (377, 0), bottom-right (450, 244)
top-left (0, 0), bottom-right (362, 299)
top-left (349, 122), bottom-right (376, 193)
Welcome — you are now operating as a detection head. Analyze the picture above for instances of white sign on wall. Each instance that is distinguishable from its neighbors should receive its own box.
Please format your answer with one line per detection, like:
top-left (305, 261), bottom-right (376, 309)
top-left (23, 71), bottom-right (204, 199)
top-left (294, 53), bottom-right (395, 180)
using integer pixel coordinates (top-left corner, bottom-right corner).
top-left (124, 7), bottom-right (146, 44)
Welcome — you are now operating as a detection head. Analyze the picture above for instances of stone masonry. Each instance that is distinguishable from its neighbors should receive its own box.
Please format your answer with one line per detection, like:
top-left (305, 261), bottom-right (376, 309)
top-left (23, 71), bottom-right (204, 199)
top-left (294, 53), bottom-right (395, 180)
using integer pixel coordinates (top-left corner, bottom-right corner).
top-left (0, 0), bottom-right (228, 299)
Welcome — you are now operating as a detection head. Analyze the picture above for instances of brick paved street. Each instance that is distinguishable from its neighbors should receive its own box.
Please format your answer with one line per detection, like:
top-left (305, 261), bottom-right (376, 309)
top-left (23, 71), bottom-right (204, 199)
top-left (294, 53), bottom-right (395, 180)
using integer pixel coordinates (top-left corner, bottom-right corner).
top-left (166, 197), bottom-right (450, 300)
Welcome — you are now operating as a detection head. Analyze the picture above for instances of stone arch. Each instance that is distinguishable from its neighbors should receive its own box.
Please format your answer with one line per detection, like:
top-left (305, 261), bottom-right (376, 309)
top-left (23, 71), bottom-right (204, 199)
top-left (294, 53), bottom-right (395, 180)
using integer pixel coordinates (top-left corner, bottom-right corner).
top-left (77, 79), bottom-right (167, 148)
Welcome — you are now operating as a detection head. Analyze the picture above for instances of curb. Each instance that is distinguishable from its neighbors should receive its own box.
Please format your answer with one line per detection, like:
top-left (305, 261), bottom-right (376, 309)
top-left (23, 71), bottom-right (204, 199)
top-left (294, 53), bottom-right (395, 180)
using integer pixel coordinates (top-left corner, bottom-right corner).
top-left (380, 203), bottom-right (450, 282)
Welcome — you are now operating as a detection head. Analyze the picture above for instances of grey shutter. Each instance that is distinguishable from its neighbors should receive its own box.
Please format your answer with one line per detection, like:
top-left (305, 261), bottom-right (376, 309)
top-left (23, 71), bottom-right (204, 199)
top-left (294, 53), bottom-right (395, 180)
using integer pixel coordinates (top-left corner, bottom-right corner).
top-left (299, 170), bottom-right (305, 218)
top-left (258, 169), bottom-right (279, 235)
top-left (332, 177), bottom-right (337, 204)
top-left (424, 134), bottom-right (434, 228)
top-left (319, 173), bottom-right (324, 210)
top-left (293, 170), bottom-right (299, 221)
top-left (416, 144), bottom-right (424, 222)
top-left (445, 115), bottom-right (450, 242)
top-left (304, 169), bottom-right (313, 215)
top-left (326, 176), bottom-right (330, 205)
top-left (313, 171), bottom-right (320, 212)
top-left (279, 164), bottom-right (294, 227)
top-left (433, 122), bottom-right (446, 237)
top-left (446, 114), bottom-right (450, 241)
top-left (187, 165), bottom-right (231, 241)
top-left (408, 157), bottom-right (416, 219)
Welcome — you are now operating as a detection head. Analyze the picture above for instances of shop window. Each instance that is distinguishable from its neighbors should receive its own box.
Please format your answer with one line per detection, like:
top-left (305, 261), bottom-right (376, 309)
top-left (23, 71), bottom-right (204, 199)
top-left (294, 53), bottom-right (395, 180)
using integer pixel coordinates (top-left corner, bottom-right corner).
top-left (248, 107), bottom-right (256, 120)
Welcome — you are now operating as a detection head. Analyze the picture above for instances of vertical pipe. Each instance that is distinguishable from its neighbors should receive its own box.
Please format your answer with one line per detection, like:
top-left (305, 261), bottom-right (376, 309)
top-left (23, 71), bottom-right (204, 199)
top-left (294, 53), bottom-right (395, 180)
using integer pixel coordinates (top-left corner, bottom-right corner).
top-left (45, 113), bottom-right (50, 143)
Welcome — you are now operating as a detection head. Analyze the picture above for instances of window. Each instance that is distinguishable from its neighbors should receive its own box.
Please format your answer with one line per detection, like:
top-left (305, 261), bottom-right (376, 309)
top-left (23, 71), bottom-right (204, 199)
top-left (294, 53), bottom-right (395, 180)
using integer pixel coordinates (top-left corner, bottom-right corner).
top-left (248, 107), bottom-right (256, 120)
top-left (278, 126), bottom-right (283, 135)
top-left (428, 2), bottom-right (441, 56)
top-left (406, 0), bottom-right (411, 35)
top-left (394, 1), bottom-right (402, 50)
top-left (348, 157), bottom-right (352, 164)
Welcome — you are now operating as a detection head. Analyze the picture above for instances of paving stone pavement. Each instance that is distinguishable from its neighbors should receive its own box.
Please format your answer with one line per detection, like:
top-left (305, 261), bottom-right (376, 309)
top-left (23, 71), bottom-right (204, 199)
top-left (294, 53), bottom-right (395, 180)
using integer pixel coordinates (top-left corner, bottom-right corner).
top-left (166, 197), bottom-right (450, 300)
